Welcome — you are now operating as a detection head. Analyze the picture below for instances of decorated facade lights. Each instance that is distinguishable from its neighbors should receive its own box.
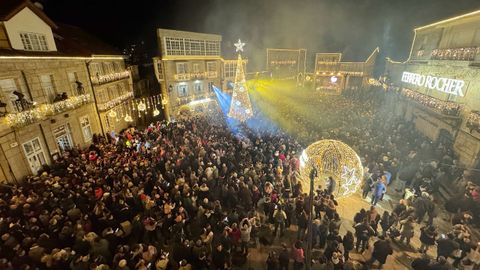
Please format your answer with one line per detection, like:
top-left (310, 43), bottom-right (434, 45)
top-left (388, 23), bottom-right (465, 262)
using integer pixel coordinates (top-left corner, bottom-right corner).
top-left (124, 113), bottom-right (133, 122)
top-left (97, 92), bottom-right (133, 111)
top-left (401, 88), bottom-right (462, 116)
top-left (108, 109), bottom-right (117, 118)
top-left (4, 94), bottom-right (92, 128)
top-left (90, 70), bottom-right (130, 85)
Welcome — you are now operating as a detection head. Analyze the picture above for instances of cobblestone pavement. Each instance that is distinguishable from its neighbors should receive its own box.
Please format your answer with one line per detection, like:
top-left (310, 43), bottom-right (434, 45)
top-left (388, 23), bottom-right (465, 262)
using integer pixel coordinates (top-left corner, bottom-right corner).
top-left (233, 190), bottom-right (471, 270)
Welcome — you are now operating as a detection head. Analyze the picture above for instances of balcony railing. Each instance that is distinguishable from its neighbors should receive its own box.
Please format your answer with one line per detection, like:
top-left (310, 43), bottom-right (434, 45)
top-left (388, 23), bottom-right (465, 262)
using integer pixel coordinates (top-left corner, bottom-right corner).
top-left (97, 91), bottom-right (134, 111)
top-left (90, 70), bottom-right (130, 85)
top-left (5, 94), bottom-right (92, 128)
top-left (174, 71), bottom-right (218, 81)
top-left (401, 88), bottom-right (462, 117)
top-left (431, 47), bottom-right (479, 61)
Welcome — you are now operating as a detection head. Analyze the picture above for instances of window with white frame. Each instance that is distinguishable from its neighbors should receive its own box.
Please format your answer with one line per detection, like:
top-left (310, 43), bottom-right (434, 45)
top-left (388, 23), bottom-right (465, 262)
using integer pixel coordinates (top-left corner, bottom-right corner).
top-left (207, 62), bottom-right (217, 72)
top-left (156, 61), bottom-right (164, 79)
top-left (20, 32), bottom-right (48, 51)
top-left (79, 115), bottom-right (93, 142)
top-left (192, 63), bottom-right (201, 73)
top-left (176, 62), bottom-right (187, 74)
top-left (194, 82), bottom-right (203, 93)
top-left (67, 71), bottom-right (79, 95)
top-left (177, 84), bottom-right (188, 97)
top-left (224, 62), bottom-right (236, 78)
top-left (205, 40), bottom-right (220, 56)
top-left (40, 74), bottom-right (56, 102)
top-left (165, 37), bottom-right (184, 55)
top-left (0, 78), bottom-right (21, 111)
top-left (185, 39), bottom-right (205, 56)
top-left (22, 137), bottom-right (47, 175)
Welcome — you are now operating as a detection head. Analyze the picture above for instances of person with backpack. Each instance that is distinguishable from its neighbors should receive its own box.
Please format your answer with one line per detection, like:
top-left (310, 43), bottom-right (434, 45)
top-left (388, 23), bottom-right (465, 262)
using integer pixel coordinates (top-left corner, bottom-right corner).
top-left (273, 205), bottom-right (287, 238)
top-left (366, 236), bottom-right (393, 269)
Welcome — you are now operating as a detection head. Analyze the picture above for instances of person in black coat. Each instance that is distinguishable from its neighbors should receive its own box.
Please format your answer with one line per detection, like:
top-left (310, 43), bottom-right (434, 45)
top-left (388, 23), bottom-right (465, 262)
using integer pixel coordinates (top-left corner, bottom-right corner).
top-left (419, 225), bottom-right (437, 254)
top-left (342, 231), bottom-right (354, 261)
top-left (366, 236), bottom-right (393, 269)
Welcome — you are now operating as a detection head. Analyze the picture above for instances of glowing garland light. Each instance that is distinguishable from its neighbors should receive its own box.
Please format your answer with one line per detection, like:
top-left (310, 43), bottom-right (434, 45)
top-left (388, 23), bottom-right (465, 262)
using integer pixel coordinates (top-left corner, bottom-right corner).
top-left (90, 70), bottom-right (130, 85)
top-left (124, 113), bottom-right (133, 122)
top-left (108, 110), bottom-right (117, 118)
top-left (5, 94), bottom-right (92, 128)
top-left (137, 101), bottom-right (146, 112)
top-left (98, 92), bottom-right (134, 111)
top-left (153, 108), bottom-right (160, 116)
top-left (299, 140), bottom-right (363, 198)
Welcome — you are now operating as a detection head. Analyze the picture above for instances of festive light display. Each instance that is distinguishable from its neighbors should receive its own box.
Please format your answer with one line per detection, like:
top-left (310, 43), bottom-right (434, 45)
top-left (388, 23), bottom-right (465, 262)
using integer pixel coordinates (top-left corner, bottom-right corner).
top-left (299, 140), bottom-right (363, 198)
top-left (153, 108), bottom-right (160, 116)
top-left (5, 94), bottom-right (92, 128)
top-left (137, 101), bottom-right (146, 112)
top-left (401, 88), bottom-right (462, 116)
top-left (90, 70), bottom-right (130, 85)
top-left (124, 113), bottom-right (133, 122)
top-left (431, 47), bottom-right (479, 61)
top-left (228, 39), bottom-right (253, 122)
top-left (108, 110), bottom-right (117, 118)
top-left (97, 92), bottom-right (134, 111)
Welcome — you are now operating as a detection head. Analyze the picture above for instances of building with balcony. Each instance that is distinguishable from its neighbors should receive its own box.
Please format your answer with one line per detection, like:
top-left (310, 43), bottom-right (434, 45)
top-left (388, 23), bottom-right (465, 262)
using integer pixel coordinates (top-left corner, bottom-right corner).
top-left (266, 48), bottom-right (307, 80)
top-left (314, 48), bottom-right (379, 94)
top-left (0, 0), bottom-right (133, 183)
top-left (385, 9), bottom-right (480, 168)
top-left (154, 29), bottom-right (224, 120)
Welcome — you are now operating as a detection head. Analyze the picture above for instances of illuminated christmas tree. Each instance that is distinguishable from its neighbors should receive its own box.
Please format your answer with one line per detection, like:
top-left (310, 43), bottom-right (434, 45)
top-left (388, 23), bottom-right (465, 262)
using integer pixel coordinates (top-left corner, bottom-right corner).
top-left (228, 39), bottom-right (253, 122)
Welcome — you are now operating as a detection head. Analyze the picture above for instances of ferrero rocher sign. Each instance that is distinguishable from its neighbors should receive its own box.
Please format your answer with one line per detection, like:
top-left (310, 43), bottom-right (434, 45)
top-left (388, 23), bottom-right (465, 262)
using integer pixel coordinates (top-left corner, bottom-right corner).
top-left (401, 71), bottom-right (466, 97)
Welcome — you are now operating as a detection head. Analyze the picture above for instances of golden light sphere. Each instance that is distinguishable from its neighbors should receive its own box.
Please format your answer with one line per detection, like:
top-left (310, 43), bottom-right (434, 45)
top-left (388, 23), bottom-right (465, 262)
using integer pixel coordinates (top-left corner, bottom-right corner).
top-left (299, 140), bottom-right (363, 198)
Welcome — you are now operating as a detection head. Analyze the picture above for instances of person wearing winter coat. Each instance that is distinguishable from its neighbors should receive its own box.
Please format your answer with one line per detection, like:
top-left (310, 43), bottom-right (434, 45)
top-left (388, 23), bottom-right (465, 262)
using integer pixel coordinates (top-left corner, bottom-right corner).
top-left (278, 243), bottom-right (290, 270)
top-left (379, 211), bottom-right (393, 237)
top-left (419, 225), bottom-right (437, 254)
top-left (354, 219), bottom-right (375, 252)
top-left (267, 251), bottom-right (280, 270)
top-left (366, 236), bottom-right (393, 269)
top-left (399, 216), bottom-right (415, 246)
top-left (292, 241), bottom-right (305, 270)
top-left (240, 218), bottom-right (252, 254)
top-left (342, 231), bottom-right (354, 261)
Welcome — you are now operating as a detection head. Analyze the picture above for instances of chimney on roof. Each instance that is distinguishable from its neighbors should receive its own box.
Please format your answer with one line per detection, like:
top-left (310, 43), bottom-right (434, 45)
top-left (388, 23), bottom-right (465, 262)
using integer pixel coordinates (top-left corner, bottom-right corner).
top-left (33, 2), bottom-right (44, 10)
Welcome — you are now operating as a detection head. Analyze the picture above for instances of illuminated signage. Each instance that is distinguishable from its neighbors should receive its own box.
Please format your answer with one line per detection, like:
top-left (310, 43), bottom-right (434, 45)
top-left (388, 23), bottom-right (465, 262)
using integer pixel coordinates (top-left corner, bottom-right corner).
top-left (401, 71), bottom-right (465, 97)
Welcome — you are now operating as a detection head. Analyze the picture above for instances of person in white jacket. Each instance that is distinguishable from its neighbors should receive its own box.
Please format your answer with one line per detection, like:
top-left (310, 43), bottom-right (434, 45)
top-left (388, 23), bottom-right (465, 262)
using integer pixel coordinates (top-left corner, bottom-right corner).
top-left (240, 218), bottom-right (252, 255)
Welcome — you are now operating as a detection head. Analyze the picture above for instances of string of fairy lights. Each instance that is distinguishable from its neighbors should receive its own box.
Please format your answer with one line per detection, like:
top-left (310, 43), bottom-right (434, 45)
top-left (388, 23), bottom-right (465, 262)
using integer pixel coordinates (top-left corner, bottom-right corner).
top-left (105, 94), bottom-right (165, 123)
top-left (3, 93), bottom-right (165, 128)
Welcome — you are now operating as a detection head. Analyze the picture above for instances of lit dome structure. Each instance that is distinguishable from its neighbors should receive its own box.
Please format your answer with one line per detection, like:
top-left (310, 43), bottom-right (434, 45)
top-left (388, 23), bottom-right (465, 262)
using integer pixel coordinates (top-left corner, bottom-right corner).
top-left (299, 140), bottom-right (363, 198)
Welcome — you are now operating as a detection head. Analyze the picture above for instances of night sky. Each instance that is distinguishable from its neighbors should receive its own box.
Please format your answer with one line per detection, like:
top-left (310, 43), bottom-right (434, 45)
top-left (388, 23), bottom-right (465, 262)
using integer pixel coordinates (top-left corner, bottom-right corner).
top-left (43, 0), bottom-right (480, 70)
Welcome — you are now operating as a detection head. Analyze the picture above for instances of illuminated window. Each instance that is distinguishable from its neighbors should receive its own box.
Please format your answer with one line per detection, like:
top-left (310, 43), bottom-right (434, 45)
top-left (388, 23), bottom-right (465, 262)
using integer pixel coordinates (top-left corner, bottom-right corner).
top-left (224, 62), bottom-right (236, 78)
top-left (90, 63), bottom-right (104, 76)
top-left (165, 37), bottom-right (184, 55)
top-left (20, 32), bottom-right (48, 51)
top-left (206, 41), bottom-right (220, 55)
top-left (194, 82), bottom-right (203, 93)
top-left (79, 115), bottom-right (93, 142)
top-left (185, 39), bottom-right (205, 55)
top-left (0, 78), bottom-right (22, 111)
top-left (156, 61), bottom-right (164, 79)
top-left (22, 137), bottom-right (47, 175)
top-left (40, 74), bottom-right (57, 102)
top-left (177, 84), bottom-right (188, 97)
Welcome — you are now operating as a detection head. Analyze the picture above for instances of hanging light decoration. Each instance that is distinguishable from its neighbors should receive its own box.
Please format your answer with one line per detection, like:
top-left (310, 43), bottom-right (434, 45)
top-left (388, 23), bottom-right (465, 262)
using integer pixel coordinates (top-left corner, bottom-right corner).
top-left (124, 113), bottom-right (133, 122)
top-left (153, 108), bottom-right (160, 116)
top-left (137, 101), bottom-right (146, 112)
top-left (108, 109), bottom-right (117, 118)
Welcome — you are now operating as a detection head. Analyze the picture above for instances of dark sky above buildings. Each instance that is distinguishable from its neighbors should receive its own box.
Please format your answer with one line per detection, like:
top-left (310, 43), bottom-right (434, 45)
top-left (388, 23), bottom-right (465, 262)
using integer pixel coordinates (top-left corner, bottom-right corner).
top-left (43, 0), bottom-right (480, 70)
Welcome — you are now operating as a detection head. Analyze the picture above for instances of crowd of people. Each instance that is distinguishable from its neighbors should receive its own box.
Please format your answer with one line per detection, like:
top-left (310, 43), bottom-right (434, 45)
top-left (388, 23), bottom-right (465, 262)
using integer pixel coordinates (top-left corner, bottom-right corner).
top-left (0, 84), bottom-right (479, 270)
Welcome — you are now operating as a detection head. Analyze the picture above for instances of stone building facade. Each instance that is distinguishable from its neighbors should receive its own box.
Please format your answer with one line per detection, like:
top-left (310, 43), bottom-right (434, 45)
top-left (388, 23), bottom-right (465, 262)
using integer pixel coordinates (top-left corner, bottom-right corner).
top-left (385, 10), bottom-right (480, 168)
top-left (314, 48), bottom-right (379, 94)
top-left (0, 0), bottom-right (133, 183)
top-left (154, 29), bottom-right (224, 120)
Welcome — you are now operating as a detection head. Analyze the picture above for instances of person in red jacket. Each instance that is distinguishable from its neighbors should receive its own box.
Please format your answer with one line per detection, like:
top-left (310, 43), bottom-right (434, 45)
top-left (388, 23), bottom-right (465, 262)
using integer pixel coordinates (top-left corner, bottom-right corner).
top-left (292, 240), bottom-right (305, 270)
